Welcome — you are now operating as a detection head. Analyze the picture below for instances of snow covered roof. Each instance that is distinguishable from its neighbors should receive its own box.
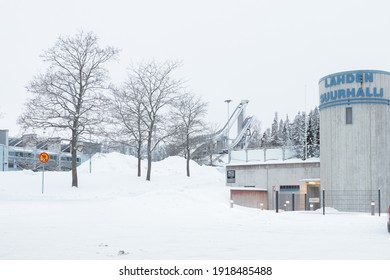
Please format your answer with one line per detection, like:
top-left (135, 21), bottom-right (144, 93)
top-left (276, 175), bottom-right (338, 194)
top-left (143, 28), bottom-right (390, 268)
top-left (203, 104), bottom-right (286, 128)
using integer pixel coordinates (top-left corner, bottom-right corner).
top-left (229, 187), bottom-right (268, 191)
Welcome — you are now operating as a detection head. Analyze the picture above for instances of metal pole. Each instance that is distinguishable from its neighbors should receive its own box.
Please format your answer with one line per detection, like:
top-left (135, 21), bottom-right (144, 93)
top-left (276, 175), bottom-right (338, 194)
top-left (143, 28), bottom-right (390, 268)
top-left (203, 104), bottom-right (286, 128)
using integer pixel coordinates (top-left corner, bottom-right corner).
top-left (224, 99), bottom-right (232, 162)
top-left (42, 164), bottom-right (45, 194)
top-left (304, 193), bottom-right (307, 211)
top-left (322, 190), bottom-right (325, 215)
top-left (292, 193), bottom-right (295, 211)
top-left (378, 188), bottom-right (381, 216)
top-left (275, 190), bottom-right (279, 213)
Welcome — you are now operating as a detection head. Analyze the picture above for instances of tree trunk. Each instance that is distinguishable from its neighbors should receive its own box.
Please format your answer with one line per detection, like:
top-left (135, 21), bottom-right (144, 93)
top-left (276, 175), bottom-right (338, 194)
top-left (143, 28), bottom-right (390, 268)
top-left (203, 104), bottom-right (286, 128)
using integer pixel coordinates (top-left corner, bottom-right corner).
top-left (137, 142), bottom-right (142, 177)
top-left (146, 130), bottom-right (152, 181)
top-left (146, 151), bottom-right (152, 181)
top-left (186, 134), bottom-right (190, 177)
top-left (186, 150), bottom-right (190, 177)
top-left (71, 130), bottom-right (78, 187)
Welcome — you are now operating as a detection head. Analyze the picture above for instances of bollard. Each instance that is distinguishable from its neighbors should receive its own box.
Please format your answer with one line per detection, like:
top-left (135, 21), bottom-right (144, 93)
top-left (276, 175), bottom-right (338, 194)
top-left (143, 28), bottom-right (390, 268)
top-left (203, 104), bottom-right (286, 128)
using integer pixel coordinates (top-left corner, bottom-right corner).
top-left (260, 203), bottom-right (264, 210)
top-left (371, 201), bottom-right (375, 216)
top-left (310, 204), bottom-right (314, 211)
top-left (292, 193), bottom-right (295, 211)
top-left (304, 194), bottom-right (307, 211)
top-left (230, 200), bottom-right (234, 208)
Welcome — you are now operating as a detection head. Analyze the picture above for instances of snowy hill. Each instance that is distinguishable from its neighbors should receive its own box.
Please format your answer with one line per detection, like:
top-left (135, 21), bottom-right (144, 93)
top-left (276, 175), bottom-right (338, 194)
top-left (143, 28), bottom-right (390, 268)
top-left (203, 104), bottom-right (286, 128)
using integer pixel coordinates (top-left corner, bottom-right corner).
top-left (0, 153), bottom-right (389, 260)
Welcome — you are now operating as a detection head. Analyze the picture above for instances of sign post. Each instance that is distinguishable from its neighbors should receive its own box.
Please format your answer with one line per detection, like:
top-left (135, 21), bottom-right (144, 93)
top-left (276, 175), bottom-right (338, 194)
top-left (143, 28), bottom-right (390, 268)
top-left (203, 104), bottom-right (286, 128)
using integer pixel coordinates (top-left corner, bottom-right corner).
top-left (39, 152), bottom-right (49, 194)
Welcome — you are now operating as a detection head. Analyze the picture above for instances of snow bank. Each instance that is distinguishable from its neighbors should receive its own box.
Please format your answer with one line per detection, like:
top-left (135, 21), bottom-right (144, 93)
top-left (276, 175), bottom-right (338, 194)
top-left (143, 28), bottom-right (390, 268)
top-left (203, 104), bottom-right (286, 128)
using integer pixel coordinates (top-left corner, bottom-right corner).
top-left (1, 153), bottom-right (389, 260)
top-left (0, 153), bottom-right (227, 202)
top-left (78, 152), bottom-right (140, 174)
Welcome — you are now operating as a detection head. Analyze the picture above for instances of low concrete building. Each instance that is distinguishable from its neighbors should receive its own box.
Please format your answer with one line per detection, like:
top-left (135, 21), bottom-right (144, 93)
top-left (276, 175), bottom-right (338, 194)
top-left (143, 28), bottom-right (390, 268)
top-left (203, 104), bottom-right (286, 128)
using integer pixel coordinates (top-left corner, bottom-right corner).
top-left (225, 70), bottom-right (390, 213)
top-left (226, 154), bottom-right (320, 210)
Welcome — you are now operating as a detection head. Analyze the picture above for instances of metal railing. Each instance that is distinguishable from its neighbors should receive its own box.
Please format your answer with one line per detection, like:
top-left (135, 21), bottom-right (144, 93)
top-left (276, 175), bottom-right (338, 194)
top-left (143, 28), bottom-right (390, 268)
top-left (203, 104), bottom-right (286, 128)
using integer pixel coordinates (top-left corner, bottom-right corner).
top-left (231, 145), bottom-right (320, 163)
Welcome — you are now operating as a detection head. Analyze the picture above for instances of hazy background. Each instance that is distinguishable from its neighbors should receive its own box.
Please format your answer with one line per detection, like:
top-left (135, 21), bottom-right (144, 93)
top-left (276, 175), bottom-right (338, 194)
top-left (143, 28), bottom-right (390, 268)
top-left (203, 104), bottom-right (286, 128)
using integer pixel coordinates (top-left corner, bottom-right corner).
top-left (1, 0), bottom-right (390, 136)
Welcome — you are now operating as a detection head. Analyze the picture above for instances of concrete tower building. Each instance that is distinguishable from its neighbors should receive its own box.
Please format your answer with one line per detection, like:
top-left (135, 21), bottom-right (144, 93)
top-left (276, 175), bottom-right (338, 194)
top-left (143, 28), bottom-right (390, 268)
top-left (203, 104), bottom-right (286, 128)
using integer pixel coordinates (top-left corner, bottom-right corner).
top-left (319, 70), bottom-right (390, 212)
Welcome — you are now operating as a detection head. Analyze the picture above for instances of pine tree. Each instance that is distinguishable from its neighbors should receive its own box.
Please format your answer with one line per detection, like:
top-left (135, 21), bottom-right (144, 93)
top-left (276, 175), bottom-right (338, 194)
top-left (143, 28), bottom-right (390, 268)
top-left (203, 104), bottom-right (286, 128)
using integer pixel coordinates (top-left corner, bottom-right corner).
top-left (277, 119), bottom-right (284, 146)
top-left (311, 106), bottom-right (320, 157)
top-left (306, 110), bottom-right (314, 158)
top-left (283, 115), bottom-right (292, 148)
top-left (258, 108), bottom-right (319, 159)
top-left (270, 112), bottom-right (280, 147)
top-left (292, 112), bottom-right (306, 159)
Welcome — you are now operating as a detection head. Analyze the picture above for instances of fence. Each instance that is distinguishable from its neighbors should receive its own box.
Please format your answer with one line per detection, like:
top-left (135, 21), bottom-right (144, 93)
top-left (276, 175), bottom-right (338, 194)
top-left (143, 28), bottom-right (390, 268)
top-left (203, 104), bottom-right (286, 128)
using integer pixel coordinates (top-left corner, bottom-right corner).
top-left (275, 189), bottom-right (385, 215)
top-left (230, 145), bottom-right (320, 163)
top-left (324, 189), bottom-right (384, 214)
top-left (277, 192), bottom-right (308, 211)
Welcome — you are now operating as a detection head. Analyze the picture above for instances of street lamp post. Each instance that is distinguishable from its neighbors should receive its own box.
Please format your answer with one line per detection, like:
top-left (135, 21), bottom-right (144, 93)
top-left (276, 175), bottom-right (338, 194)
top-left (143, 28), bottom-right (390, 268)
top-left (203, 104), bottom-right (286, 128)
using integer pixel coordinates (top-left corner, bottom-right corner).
top-left (224, 99), bottom-right (232, 162)
top-left (224, 99), bottom-right (232, 147)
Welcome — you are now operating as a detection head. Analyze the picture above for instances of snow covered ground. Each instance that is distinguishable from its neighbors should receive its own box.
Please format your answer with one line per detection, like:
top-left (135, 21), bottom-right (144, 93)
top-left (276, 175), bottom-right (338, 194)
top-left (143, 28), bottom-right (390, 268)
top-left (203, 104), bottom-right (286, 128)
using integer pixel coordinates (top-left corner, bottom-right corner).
top-left (0, 153), bottom-right (389, 260)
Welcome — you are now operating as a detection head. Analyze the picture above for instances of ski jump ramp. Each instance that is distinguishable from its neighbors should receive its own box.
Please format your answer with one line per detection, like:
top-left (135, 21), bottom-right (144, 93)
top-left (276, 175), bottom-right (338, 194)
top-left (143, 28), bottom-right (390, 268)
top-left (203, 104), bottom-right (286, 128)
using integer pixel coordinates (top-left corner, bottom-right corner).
top-left (193, 100), bottom-right (254, 158)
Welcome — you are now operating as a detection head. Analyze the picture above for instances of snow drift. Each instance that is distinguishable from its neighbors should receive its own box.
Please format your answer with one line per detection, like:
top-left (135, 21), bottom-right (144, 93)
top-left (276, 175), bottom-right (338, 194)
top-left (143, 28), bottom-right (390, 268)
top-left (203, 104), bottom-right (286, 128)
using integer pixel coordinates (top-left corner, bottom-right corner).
top-left (0, 153), bottom-right (389, 260)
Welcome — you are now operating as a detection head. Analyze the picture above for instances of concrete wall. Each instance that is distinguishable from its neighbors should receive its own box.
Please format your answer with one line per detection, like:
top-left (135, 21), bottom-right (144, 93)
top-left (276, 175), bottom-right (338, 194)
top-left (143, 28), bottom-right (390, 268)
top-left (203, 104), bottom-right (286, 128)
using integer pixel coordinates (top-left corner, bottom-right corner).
top-left (319, 70), bottom-right (390, 211)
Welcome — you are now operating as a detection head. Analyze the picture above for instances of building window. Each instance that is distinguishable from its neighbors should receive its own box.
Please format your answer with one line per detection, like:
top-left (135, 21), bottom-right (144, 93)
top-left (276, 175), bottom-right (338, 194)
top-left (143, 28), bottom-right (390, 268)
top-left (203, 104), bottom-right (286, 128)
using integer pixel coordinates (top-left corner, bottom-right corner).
top-left (227, 170), bottom-right (236, 183)
top-left (280, 185), bottom-right (300, 192)
top-left (346, 107), bottom-right (352, 124)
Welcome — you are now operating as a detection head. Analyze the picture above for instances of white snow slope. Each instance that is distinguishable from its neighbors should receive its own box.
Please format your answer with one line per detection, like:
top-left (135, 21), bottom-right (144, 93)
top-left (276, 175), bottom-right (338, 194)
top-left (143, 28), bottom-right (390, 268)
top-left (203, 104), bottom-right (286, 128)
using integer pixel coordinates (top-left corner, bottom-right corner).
top-left (0, 153), bottom-right (389, 260)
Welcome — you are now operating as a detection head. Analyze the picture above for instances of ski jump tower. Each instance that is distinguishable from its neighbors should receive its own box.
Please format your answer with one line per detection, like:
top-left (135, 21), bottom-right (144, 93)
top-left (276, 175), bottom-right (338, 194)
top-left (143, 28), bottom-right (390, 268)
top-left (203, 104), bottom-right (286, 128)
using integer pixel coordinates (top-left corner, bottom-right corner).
top-left (191, 100), bottom-right (253, 163)
top-left (215, 100), bottom-right (253, 153)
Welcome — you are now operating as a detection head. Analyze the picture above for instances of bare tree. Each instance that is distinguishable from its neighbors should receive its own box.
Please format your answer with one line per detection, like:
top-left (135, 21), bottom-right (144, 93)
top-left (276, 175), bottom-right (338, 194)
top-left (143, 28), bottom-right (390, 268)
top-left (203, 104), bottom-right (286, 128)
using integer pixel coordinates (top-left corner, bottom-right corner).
top-left (188, 122), bottom-right (220, 166)
top-left (18, 31), bottom-right (119, 187)
top-left (129, 60), bottom-right (182, 181)
top-left (108, 83), bottom-right (148, 177)
top-left (173, 93), bottom-right (207, 176)
top-left (204, 123), bottom-right (220, 166)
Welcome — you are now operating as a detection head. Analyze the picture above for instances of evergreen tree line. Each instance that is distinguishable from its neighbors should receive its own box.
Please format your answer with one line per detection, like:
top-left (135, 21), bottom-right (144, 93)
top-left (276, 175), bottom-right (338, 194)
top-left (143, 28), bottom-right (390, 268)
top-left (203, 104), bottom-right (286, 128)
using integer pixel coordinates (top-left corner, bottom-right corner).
top-left (255, 107), bottom-right (320, 159)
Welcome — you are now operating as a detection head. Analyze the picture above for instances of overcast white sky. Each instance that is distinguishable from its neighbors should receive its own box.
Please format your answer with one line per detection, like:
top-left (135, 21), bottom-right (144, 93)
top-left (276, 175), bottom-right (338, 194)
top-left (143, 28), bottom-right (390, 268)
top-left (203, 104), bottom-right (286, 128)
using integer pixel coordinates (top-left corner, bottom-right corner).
top-left (1, 0), bottom-right (390, 136)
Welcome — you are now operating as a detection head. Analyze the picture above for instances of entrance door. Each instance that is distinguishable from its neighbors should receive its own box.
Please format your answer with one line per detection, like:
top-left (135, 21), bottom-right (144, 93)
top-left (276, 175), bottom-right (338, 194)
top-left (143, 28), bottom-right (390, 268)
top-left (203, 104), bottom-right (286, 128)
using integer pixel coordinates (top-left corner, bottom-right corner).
top-left (307, 184), bottom-right (321, 210)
